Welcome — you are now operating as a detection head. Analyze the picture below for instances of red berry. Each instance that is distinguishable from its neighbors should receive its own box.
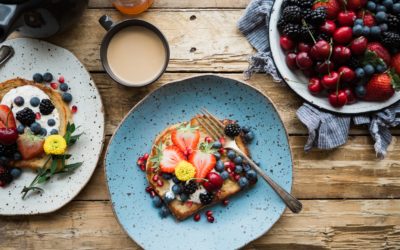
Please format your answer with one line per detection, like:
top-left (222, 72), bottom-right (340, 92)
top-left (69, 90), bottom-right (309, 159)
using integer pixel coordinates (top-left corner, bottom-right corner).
top-left (234, 174), bottom-right (241, 181)
top-left (140, 165), bottom-right (145, 171)
top-left (319, 20), bottom-right (336, 35)
top-left (310, 40), bottom-right (331, 61)
top-left (280, 35), bottom-right (295, 51)
top-left (308, 78), bottom-right (323, 95)
top-left (332, 46), bottom-right (352, 65)
top-left (296, 52), bottom-right (313, 70)
top-left (137, 159), bottom-right (145, 166)
top-left (222, 199), bottom-right (230, 206)
top-left (219, 137), bottom-right (225, 145)
top-left (298, 42), bottom-right (312, 53)
top-left (218, 148), bottom-right (226, 155)
top-left (143, 153), bottom-right (149, 160)
top-left (194, 213), bottom-right (201, 221)
top-left (35, 112), bottom-right (41, 120)
top-left (286, 52), bottom-right (298, 70)
top-left (337, 11), bottom-right (356, 26)
top-left (316, 61), bottom-right (335, 75)
top-left (204, 136), bottom-right (212, 143)
top-left (71, 105), bottom-right (78, 113)
top-left (333, 27), bottom-right (353, 44)
top-left (322, 71), bottom-right (340, 89)
top-left (329, 90), bottom-right (348, 107)
top-left (344, 88), bottom-right (357, 104)
top-left (207, 216), bottom-right (215, 223)
top-left (156, 179), bottom-right (164, 187)
top-left (338, 66), bottom-right (356, 83)
top-left (58, 76), bottom-right (65, 83)
top-left (350, 36), bottom-right (368, 55)
top-left (50, 82), bottom-right (58, 89)
top-left (203, 172), bottom-right (224, 192)
top-left (152, 174), bottom-right (159, 182)
top-left (145, 186), bottom-right (153, 193)
top-left (205, 210), bottom-right (213, 217)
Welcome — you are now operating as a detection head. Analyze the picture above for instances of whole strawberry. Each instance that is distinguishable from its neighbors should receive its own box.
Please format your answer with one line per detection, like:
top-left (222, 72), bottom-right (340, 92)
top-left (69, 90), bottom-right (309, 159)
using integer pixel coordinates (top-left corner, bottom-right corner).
top-left (313, 0), bottom-right (340, 20)
top-left (364, 73), bottom-right (395, 102)
top-left (367, 42), bottom-right (391, 66)
top-left (391, 53), bottom-right (400, 75)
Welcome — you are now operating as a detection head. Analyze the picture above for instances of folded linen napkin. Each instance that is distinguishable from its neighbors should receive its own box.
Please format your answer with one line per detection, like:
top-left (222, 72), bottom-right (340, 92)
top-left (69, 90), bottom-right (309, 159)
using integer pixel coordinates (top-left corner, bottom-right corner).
top-left (238, 0), bottom-right (400, 159)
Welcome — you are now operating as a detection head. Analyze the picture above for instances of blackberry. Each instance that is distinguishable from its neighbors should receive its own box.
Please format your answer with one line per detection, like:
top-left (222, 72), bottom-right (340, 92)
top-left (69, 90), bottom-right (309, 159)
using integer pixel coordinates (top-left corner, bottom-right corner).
top-left (382, 32), bottom-right (400, 48)
top-left (387, 14), bottom-right (400, 30)
top-left (224, 123), bottom-right (241, 137)
top-left (277, 17), bottom-right (288, 33)
top-left (282, 23), bottom-right (301, 40)
top-left (298, 0), bottom-right (314, 8)
top-left (282, 0), bottom-right (300, 8)
top-left (39, 99), bottom-right (55, 115)
top-left (0, 166), bottom-right (13, 185)
top-left (199, 192), bottom-right (214, 205)
top-left (307, 7), bottom-right (327, 25)
top-left (283, 6), bottom-right (302, 23)
top-left (348, 57), bottom-right (360, 69)
top-left (182, 180), bottom-right (197, 195)
top-left (16, 107), bottom-right (35, 126)
top-left (300, 25), bottom-right (317, 43)
top-left (0, 144), bottom-right (18, 158)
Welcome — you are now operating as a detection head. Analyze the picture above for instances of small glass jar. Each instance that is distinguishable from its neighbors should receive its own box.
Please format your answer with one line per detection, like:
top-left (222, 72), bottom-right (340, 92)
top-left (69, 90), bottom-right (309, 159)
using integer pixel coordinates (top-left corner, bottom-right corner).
top-left (111, 0), bottom-right (154, 15)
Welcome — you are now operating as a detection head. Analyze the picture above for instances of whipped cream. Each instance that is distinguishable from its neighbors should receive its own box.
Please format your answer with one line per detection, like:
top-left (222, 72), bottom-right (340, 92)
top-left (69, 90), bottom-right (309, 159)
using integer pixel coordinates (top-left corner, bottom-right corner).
top-left (1, 85), bottom-right (60, 133)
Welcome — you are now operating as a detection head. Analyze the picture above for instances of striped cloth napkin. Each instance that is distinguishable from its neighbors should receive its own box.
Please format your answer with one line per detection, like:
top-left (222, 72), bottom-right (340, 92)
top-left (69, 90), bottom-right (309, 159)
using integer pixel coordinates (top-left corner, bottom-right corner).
top-left (238, 0), bottom-right (400, 159)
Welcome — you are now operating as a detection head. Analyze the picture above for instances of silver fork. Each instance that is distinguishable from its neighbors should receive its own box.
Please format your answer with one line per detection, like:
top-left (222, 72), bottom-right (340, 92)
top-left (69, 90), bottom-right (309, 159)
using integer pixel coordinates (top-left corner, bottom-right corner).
top-left (196, 108), bottom-right (302, 213)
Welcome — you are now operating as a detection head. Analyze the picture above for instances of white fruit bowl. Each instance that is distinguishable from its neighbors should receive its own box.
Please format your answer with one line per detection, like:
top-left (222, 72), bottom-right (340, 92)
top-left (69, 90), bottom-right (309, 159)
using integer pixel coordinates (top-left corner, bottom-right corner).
top-left (269, 0), bottom-right (400, 114)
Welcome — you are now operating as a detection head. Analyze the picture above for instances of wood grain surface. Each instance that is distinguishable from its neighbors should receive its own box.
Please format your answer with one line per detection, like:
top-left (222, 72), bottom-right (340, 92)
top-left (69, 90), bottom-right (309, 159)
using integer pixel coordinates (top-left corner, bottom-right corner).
top-left (2, 3), bottom-right (400, 250)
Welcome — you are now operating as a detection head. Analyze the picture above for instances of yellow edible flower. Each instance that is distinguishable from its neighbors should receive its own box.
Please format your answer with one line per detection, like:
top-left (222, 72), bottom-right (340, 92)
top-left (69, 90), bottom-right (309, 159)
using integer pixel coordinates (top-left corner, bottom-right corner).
top-left (44, 135), bottom-right (67, 155)
top-left (175, 161), bottom-right (196, 181)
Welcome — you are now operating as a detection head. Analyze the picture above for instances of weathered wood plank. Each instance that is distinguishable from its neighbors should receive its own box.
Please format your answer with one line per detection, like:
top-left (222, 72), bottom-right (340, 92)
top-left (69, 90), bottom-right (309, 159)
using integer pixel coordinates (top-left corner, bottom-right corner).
top-left (1, 200), bottom-right (399, 249)
top-left (75, 135), bottom-right (400, 201)
top-left (89, 0), bottom-right (250, 8)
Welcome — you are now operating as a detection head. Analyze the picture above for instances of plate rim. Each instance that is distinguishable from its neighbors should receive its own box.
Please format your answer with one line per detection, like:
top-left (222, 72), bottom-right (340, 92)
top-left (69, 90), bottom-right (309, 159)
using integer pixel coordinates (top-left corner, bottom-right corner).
top-left (269, 0), bottom-right (400, 115)
top-left (0, 38), bottom-right (106, 216)
top-left (104, 73), bottom-right (294, 249)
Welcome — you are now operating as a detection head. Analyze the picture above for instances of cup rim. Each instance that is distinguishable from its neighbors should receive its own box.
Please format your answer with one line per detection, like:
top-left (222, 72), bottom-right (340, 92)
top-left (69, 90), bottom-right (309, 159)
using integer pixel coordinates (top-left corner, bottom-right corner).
top-left (100, 19), bottom-right (170, 88)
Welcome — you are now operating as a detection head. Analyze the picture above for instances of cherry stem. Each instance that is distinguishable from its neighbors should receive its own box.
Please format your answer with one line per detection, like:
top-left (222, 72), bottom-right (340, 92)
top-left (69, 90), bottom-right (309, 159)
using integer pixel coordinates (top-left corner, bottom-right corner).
top-left (342, 0), bottom-right (347, 12)
top-left (336, 72), bottom-right (344, 96)
top-left (302, 19), bottom-right (316, 44)
top-left (327, 38), bottom-right (334, 76)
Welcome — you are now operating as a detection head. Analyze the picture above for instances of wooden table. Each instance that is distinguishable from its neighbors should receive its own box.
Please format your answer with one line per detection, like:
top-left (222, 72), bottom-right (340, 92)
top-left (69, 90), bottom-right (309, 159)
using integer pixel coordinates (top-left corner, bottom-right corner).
top-left (2, 1), bottom-right (400, 249)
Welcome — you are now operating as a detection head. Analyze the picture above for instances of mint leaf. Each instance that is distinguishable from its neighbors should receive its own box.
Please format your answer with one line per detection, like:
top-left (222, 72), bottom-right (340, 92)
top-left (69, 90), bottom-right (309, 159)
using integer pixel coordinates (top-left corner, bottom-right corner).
top-left (390, 69), bottom-right (400, 90)
top-left (362, 50), bottom-right (386, 67)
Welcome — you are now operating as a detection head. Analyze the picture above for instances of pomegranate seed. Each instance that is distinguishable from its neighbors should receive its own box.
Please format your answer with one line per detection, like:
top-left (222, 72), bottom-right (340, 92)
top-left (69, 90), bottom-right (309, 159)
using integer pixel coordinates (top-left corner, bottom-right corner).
top-left (207, 216), bottom-right (215, 223)
top-left (145, 186), bottom-right (153, 193)
top-left (137, 159), bottom-right (144, 166)
top-left (152, 174), bottom-right (159, 182)
top-left (234, 174), bottom-right (241, 181)
top-left (50, 82), bottom-right (58, 89)
top-left (219, 137), bottom-right (225, 145)
top-left (193, 213), bottom-right (201, 221)
top-left (140, 165), bottom-right (145, 171)
top-left (186, 201), bottom-right (193, 208)
top-left (35, 112), bottom-right (41, 120)
top-left (71, 105), bottom-right (78, 113)
top-left (58, 76), bottom-right (65, 83)
top-left (205, 210), bottom-right (213, 217)
top-left (152, 168), bottom-right (158, 173)
top-left (218, 148), bottom-right (226, 155)
top-left (229, 172), bottom-right (235, 179)
top-left (156, 179), bottom-right (164, 187)
top-left (150, 190), bottom-right (156, 197)
top-left (204, 136), bottom-right (212, 143)
top-left (143, 153), bottom-right (149, 160)
top-left (222, 199), bottom-right (230, 206)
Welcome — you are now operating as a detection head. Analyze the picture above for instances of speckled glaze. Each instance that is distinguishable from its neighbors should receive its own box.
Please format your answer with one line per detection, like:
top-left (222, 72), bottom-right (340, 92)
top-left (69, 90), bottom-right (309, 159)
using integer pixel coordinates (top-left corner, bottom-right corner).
top-left (105, 75), bottom-right (293, 250)
top-left (0, 38), bottom-right (105, 215)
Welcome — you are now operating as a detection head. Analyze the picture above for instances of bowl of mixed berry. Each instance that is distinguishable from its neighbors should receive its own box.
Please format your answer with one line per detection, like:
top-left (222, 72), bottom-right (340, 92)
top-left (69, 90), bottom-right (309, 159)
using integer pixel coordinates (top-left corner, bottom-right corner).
top-left (269, 0), bottom-right (400, 114)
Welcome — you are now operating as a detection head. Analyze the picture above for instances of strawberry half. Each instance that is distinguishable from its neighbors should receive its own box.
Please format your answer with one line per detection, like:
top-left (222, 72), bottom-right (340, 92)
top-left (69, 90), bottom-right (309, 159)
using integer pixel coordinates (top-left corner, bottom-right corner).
top-left (367, 42), bottom-right (391, 66)
top-left (17, 132), bottom-right (45, 160)
top-left (188, 142), bottom-right (216, 179)
top-left (159, 145), bottom-right (185, 173)
top-left (0, 105), bottom-right (16, 129)
top-left (313, 0), bottom-right (341, 20)
top-left (171, 123), bottom-right (200, 155)
top-left (364, 73), bottom-right (395, 102)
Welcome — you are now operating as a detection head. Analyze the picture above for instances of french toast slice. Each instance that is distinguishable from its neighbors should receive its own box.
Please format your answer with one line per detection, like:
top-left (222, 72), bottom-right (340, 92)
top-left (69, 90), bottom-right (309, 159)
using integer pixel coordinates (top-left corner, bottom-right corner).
top-left (0, 78), bottom-right (72, 169)
top-left (146, 116), bottom-right (252, 221)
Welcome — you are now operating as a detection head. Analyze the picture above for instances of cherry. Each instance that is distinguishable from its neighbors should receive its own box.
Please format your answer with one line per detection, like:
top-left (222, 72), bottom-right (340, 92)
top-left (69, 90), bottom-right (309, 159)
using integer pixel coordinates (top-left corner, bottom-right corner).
top-left (296, 52), bottom-right (314, 70)
top-left (350, 36), bottom-right (368, 55)
top-left (337, 11), bottom-right (356, 26)
top-left (316, 61), bottom-right (335, 74)
top-left (362, 12), bottom-right (376, 27)
top-left (285, 53), bottom-right (298, 70)
top-left (338, 66), bottom-right (356, 83)
top-left (298, 42), bottom-right (312, 53)
top-left (322, 71), bottom-right (340, 89)
top-left (344, 88), bottom-right (357, 104)
top-left (332, 46), bottom-right (352, 64)
top-left (320, 20), bottom-right (337, 35)
top-left (347, 0), bottom-right (367, 10)
top-left (329, 90), bottom-right (348, 107)
top-left (203, 172), bottom-right (224, 192)
top-left (333, 27), bottom-right (353, 44)
top-left (310, 40), bottom-right (331, 61)
top-left (308, 78), bottom-right (323, 95)
top-left (0, 128), bottom-right (18, 145)
top-left (280, 35), bottom-right (295, 51)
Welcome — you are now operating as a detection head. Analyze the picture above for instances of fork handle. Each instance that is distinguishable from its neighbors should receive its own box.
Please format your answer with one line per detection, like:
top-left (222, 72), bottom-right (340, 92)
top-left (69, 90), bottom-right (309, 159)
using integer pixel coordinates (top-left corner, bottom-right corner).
top-left (230, 148), bottom-right (302, 213)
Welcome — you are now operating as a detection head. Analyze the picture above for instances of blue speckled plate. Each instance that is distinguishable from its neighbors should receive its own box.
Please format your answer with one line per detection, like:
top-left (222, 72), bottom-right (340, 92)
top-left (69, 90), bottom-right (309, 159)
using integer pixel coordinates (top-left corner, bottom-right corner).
top-left (105, 75), bottom-right (293, 249)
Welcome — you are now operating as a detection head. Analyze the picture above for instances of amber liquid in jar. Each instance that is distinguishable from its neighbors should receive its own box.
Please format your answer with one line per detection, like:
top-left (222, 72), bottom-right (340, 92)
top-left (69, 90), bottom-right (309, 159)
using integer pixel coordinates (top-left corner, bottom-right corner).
top-left (112, 0), bottom-right (154, 15)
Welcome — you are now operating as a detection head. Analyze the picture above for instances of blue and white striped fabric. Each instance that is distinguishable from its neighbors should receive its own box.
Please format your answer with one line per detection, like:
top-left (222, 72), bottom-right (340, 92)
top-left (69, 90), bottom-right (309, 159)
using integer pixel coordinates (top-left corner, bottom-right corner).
top-left (238, 0), bottom-right (400, 158)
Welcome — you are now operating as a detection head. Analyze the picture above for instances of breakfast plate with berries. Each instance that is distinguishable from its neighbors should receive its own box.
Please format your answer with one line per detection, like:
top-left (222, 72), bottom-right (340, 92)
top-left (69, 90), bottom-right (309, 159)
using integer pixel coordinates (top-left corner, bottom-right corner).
top-left (0, 38), bottom-right (104, 215)
top-left (105, 75), bottom-right (293, 249)
top-left (270, 0), bottom-right (400, 114)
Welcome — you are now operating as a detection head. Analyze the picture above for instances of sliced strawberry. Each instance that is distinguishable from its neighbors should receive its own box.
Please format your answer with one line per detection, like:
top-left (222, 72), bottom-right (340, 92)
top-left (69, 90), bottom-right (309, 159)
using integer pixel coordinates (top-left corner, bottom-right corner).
top-left (171, 123), bottom-right (200, 155)
top-left (159, 145), bottom-right (185, 173)
top-left (189, 150), bottom-right (216, 179)
top-left (0, 105), bottom-right (16, 129)
top-left (17, 133), bottom-right (45, 160)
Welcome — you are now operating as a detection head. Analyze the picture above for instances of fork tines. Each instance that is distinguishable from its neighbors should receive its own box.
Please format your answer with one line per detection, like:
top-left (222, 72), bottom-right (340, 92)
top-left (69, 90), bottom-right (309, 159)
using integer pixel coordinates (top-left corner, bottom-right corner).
top-left (196, 109), bottom-right (225, 141)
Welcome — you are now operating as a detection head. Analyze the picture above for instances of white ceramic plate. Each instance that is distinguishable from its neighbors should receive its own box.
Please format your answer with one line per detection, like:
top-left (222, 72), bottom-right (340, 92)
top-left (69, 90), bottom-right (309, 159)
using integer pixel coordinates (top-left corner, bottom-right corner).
top-left (0, 38), bottom-right (105, 215)
top-left (269, 0), bottom-right (400, 114)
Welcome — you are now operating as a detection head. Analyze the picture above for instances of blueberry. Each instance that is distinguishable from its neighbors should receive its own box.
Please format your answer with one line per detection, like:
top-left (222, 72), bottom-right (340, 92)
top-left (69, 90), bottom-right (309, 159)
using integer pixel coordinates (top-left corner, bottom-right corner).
top-left (172, 176), bottom-right (181, 184)
top-left (213, 152), bottom-right (221, 160)
top-left (393, 3), bottom-right (400, 13)
top-left (62, 93), bottom-right (73, 103)
top-left (363, 64), bottom-right (375, 76)
top-left (159, 206), bottom-right (170, 218)
top-left (355, 68), bottom-right (365, 78)
top-left (13, 152), bottom-right (22, 161)
top-left (30, 97), bottom-right (40, 107)
top-left (17, 124), bottom-right (25, 134)
top-left (161, 173), bottom-right (173, 180)
top-left (354, 19), bottom-right (364, 25)
top-left (234, 165), bottom-right (243, 174)
top-left (10, 167), bottom-right (22, 178)
top-left (30, 122), bottom-right (41, 134)
top-left (233, 156), bottom-right (243, 165)
top-left (14, 96), bottom-right (24, 106)
top-left (376, 5), bottom-right (387, 12)
top-left (380, 23), bottom-right (388, 31)
top-left (45, 119), bottom-right (55, 127)
top-left (370, 26), bottom-right (381, 37)
top-left (367, 1), bottom-right (376, 11)
top-left (244, 131), bottom-right (255, 142)
top-left (50, 129), bottom-right (58, 135)
top-left (172, 184), bottom-right (182, 194)
top-left (376, 64), bottom-right (387, 73)
top-left (164, 191), bottom-right (175, 203)
top-left (220, 171), bottom-right (229, 180)
top-left (40, 128), bottom-right (47, 136)
top-left (152, 196), bottom-right (162, 208)
top-left (227, 150), bottom-right (236, 160)
top-left (59, 83), bottom-right (69, 92)
top-left (43, 72), bottom-right (53, 82)
top-left (179, 193), bottom-right (189, 202)
top-left (353, 25), bottom-right (364, 36)
top-left (215, 160), bottom-right (225, 172)
top-left (238, 177), bottom-right (249, 188)
top-left (241, 126), bottom-right (250, 133)
top-left (245, 170), bottom-right (257, 181)
top-left (212, 141), bottom-right (222, 149)
top-left (383, 0), bottom-right (393, 8)
top-left (33, 73), bottom-right (43, 83)
top-left (355, 85), bottom-right (367, 98)
top-left (375, 11), bottom-right (387, 23)
top-left (362, 26), bottom-right (371, 36)
top-left (243, 164), bottom-right (251, 172)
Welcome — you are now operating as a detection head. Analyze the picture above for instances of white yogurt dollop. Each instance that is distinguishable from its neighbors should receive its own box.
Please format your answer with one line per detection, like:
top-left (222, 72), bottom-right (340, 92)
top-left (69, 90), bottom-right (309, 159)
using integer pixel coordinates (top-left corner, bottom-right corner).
top-left (1, 85), bottom-right (60, 133)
